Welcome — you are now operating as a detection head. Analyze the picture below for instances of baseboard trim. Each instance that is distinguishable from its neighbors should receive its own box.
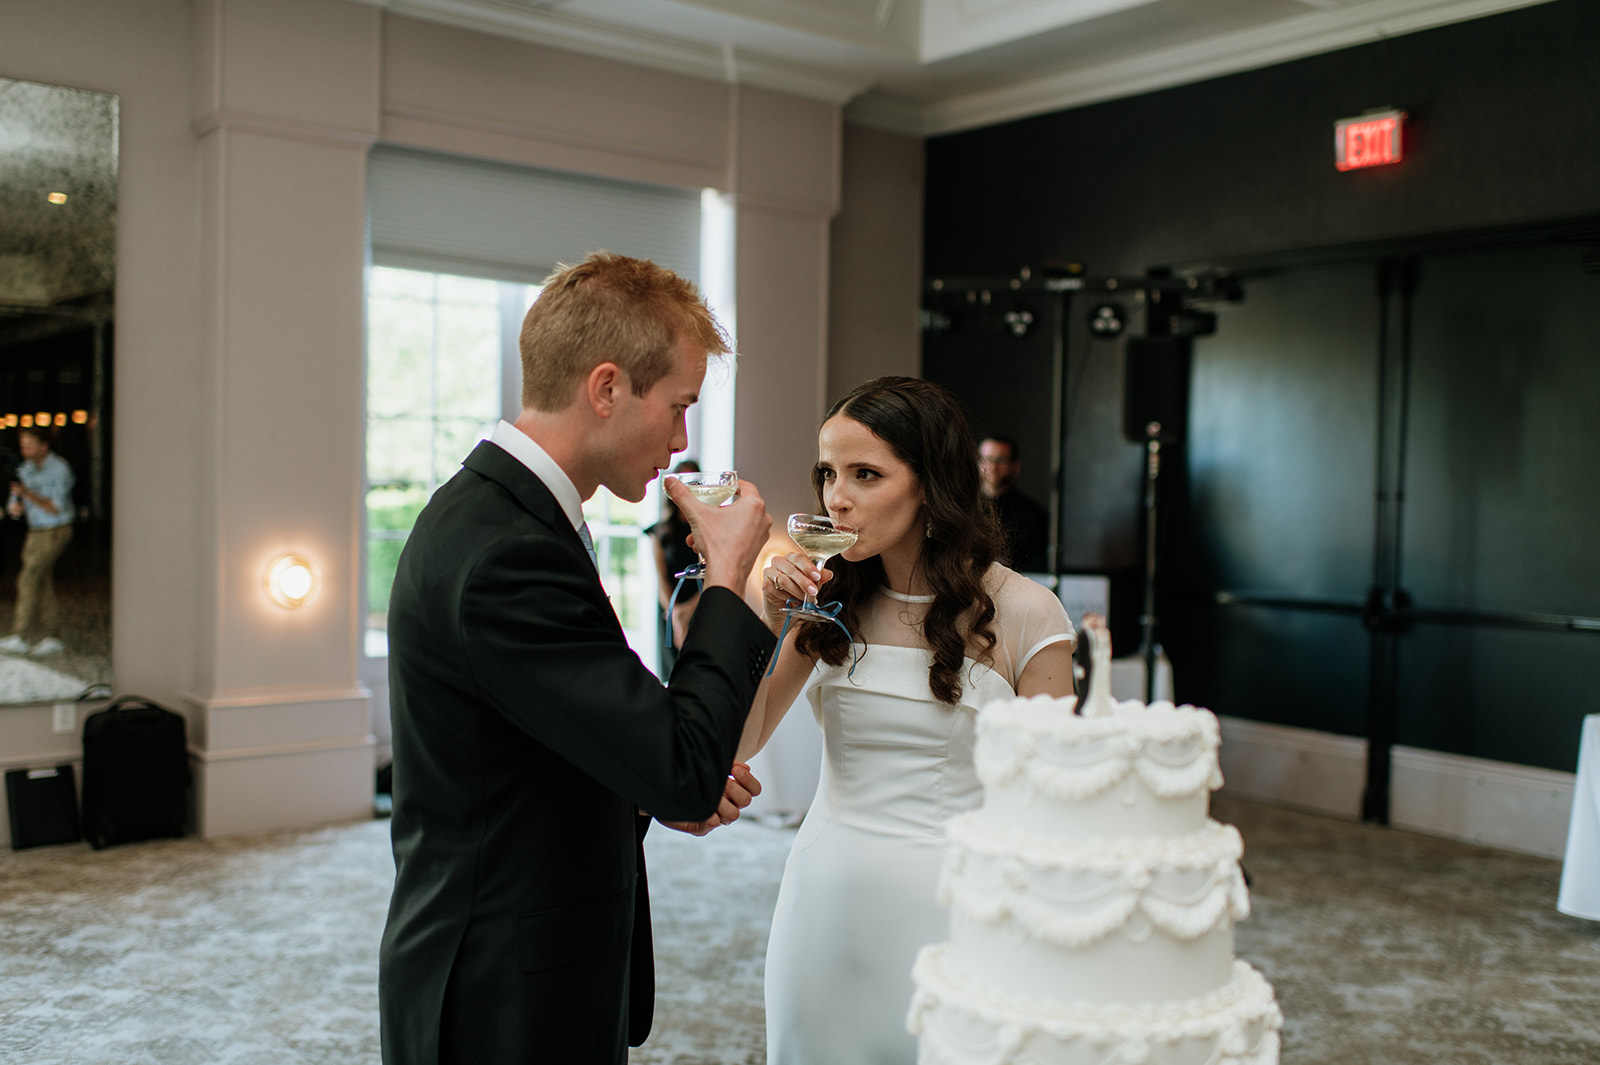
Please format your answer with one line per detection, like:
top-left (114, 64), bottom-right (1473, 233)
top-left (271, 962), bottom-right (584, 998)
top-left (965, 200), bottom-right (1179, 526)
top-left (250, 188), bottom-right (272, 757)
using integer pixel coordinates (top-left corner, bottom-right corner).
top-left (1217, 716), bottom-right (1576, 860)
top-left (189, 734), bottom-right (376, 763)
top-left (1390, 744), bottom-right (1576, 860)
top-left (193, 737), bottom-right (376, 839)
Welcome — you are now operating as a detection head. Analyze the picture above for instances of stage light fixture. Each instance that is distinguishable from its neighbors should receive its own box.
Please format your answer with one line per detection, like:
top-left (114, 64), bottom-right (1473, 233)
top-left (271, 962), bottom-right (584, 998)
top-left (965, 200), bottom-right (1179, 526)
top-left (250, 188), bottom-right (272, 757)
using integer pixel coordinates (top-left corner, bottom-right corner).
top-left (1001, 306), bottom-right (1034, 338)
top-left (1088, 303), bottom-right (1126, 339)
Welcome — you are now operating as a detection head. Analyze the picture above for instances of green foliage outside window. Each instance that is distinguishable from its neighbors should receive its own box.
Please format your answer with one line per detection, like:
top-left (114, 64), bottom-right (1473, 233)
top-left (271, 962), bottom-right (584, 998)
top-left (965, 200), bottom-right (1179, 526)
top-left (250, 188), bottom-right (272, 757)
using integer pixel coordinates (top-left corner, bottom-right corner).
top-left (366, 484), bottom-right (429, 619)
top-left (365, 268), bottom-right (502, 634)
top-left (364, 265), bottom-right (658, 667)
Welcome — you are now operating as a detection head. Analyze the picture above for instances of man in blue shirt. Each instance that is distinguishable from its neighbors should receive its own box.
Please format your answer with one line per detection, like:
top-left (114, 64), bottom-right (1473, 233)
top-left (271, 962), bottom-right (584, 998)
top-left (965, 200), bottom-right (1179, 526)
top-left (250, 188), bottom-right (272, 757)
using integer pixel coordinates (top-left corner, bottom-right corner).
top-left (0, 426), bottom-right (76, 656)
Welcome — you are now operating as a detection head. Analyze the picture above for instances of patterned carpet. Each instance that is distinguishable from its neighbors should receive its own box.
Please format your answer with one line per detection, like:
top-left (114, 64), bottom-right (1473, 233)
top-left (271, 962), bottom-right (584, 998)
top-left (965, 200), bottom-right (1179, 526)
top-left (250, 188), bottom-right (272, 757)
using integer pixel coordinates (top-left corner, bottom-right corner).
top-left (0, 796), bottom-right (1596, 1064)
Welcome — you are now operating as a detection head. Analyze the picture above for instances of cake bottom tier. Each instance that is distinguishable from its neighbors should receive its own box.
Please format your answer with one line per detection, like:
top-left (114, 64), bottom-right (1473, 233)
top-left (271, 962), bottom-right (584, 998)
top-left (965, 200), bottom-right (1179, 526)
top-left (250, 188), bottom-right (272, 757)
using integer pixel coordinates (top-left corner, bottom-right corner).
top-left (908, 944), bottom-right (1281, 1065)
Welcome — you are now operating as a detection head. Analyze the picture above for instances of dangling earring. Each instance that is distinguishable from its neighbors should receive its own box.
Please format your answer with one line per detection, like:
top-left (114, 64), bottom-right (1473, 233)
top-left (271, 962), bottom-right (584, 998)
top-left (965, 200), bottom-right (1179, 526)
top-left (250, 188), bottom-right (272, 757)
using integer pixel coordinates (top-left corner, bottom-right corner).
top-left (925, 518), bottom-right (933, 539)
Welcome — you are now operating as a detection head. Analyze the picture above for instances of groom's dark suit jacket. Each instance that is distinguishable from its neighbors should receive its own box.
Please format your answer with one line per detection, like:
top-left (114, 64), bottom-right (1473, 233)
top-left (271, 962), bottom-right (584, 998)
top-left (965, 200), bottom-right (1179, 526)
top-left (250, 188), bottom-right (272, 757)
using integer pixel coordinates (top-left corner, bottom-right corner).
top-left (379, 442), bottom-right (775, 1065)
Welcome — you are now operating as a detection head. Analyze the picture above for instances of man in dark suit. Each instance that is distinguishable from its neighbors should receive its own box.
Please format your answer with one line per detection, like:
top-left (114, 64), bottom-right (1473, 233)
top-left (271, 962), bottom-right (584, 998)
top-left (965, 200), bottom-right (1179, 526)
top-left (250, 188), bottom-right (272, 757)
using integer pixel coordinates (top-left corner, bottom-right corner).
top-left (979, 433), bottom-right (1051, 572)
top-left (379, 252), bottom-right (777, 1065)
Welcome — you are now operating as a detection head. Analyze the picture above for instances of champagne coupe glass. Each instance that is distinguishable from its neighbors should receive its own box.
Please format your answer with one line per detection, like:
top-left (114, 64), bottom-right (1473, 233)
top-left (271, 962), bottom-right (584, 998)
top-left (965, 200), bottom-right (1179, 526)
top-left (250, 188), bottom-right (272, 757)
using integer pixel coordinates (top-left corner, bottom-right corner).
top-left (671, 470), bottom-right (739, 581)
top-left (783, 513), bottom-right (858, 620)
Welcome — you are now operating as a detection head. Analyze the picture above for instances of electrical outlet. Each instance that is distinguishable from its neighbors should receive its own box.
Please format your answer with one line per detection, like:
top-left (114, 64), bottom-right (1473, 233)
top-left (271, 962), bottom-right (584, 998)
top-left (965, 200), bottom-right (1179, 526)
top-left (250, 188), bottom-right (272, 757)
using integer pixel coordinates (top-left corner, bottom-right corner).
top-left (52, 702), bottom-right (75, 734)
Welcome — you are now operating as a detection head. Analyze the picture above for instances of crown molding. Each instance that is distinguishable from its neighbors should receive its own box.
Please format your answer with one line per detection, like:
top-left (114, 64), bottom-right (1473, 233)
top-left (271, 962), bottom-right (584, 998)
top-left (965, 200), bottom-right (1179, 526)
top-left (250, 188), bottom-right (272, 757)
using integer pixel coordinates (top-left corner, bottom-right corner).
top-left (345, 0), bottom-right (1560, 136)
top-left (904, 0), bottom-right (1560, 136)
top-left (192, 109), bottom-right (380, 148)
top-left (843, 91), bottom-right (927, 136)
top-left (349, 0), bottom-right (875, 104)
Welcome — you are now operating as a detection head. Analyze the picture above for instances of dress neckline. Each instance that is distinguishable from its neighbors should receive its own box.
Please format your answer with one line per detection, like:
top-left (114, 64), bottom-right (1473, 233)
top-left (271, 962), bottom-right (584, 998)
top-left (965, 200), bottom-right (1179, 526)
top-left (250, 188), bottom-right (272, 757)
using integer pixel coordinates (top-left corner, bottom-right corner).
top-left (879, 585), bottom-right (935, 604)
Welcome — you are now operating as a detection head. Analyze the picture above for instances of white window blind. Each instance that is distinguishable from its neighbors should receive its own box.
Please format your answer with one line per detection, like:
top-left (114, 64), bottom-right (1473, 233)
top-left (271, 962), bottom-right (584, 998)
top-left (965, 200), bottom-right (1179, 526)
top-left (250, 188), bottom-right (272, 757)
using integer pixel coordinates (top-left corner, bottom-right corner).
top-left (366, 146), bottom-right (703, 284)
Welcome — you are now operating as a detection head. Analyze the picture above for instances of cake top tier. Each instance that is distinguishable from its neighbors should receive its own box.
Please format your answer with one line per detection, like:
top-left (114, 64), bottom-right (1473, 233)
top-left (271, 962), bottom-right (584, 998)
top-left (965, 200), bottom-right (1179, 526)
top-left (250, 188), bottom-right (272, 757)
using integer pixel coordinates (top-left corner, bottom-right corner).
top-left (980, 691), bottom-right (1221, 743)
top-left (975, 694), bottom-right (1224, 799)
top-left (981, 613), bottom-right (1221, 745)
top-left (974, 618), bottom-right (1224, 802)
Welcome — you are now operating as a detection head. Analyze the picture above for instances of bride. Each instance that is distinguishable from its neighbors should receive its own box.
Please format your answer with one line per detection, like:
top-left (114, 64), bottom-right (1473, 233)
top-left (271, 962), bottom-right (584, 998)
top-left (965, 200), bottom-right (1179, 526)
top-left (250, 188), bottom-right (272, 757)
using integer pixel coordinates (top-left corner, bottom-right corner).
top-left (740, 376), bottom-right (1077, 1064)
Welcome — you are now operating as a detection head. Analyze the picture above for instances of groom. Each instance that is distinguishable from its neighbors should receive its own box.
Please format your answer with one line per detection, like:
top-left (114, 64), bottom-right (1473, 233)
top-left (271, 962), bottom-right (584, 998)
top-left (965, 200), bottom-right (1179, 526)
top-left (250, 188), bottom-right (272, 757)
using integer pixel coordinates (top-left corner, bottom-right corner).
top-left (378, 252), bottom-right (777, 1064)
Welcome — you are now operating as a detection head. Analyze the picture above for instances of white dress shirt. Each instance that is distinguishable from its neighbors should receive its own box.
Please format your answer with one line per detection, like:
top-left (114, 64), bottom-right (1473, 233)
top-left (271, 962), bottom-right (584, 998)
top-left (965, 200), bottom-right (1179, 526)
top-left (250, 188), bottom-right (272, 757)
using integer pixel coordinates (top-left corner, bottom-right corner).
top-left (488, 420), bottom-right (585, 535)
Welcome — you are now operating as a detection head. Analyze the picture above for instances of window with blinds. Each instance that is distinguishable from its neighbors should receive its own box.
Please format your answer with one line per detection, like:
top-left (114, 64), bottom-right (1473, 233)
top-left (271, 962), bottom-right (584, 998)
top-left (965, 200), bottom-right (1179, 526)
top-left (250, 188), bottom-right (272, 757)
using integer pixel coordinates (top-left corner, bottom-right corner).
top-left (363, 147), bottom-right (708, 676)
top-left (367, 145), bottom-right (703, 283)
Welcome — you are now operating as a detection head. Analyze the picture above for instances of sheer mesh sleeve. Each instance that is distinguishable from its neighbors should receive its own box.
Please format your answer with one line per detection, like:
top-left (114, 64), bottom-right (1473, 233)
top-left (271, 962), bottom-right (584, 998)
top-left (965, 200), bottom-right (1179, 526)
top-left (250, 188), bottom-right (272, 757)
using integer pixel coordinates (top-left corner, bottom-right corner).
top-left (985, 566), bottom-right (1076, 690)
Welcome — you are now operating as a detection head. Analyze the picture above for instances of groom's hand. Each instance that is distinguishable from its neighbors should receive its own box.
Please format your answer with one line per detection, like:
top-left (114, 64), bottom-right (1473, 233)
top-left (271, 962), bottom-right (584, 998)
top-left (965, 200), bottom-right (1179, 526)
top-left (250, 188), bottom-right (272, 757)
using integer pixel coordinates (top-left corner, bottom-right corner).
top-left (659, 762), bottom-right (763, 837)
top-left (665, 476), bottom-right (772, 598)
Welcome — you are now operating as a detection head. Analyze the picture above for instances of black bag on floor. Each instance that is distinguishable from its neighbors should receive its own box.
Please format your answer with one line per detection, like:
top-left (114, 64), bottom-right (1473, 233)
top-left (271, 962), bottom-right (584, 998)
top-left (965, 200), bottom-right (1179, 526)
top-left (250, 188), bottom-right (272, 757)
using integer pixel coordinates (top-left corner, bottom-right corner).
top-left (81, 695), bottom-right (190, 849)
top-left (5, 764), bottom-right (82, 849)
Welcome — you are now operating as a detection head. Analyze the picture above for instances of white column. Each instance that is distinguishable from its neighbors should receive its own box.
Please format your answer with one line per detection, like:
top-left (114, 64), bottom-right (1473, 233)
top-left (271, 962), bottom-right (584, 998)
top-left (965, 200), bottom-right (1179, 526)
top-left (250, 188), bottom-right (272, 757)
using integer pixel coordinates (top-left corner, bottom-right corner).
top-left (187, 0), bottom-right (381, 837)
top-left (730, 86), bottom-right (842, 525)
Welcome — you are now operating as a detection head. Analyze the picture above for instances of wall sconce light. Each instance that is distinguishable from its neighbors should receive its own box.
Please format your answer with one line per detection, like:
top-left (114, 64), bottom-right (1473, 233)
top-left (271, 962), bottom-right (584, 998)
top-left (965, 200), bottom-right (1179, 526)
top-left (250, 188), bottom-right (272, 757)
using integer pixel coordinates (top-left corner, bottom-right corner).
top-left (265, 554), bottom-right (318, 609)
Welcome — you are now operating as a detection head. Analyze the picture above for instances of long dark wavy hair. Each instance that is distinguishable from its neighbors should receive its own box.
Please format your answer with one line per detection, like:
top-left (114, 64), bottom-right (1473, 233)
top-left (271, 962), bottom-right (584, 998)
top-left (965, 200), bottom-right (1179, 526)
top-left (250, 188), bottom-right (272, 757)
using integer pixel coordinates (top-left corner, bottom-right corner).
top-left (794, 376), bottom-right (1003, 705)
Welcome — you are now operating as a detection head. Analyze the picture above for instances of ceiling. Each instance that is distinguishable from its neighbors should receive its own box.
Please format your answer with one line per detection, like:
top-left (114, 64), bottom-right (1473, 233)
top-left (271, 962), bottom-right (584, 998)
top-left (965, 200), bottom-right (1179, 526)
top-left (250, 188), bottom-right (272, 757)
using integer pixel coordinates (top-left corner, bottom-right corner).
top-left (0, 0), bottom-right (1555, 325)
top-left (353, 0), bottom-right (1554, 135)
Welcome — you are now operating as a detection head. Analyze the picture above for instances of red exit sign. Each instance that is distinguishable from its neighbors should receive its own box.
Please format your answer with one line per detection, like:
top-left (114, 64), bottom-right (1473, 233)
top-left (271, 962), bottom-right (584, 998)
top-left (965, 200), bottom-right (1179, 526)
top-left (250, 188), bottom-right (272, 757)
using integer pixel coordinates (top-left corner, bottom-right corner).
top-left (1335, 109), bottom-right (1405, 171)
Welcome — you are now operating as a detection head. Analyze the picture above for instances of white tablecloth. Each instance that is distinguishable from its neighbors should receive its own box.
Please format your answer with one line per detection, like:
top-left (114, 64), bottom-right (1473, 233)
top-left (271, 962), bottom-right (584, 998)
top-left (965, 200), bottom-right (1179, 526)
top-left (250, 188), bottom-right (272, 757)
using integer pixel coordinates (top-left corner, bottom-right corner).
top-left (1558, 714), bottom-right (1600, 921)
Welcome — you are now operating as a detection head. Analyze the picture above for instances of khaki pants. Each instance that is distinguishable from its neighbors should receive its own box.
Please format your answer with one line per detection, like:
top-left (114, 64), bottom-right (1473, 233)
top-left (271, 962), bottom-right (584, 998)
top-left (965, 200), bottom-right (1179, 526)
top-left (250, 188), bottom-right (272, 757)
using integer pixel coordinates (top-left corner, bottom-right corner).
top-left (14, 524), bottom-right (72, 642)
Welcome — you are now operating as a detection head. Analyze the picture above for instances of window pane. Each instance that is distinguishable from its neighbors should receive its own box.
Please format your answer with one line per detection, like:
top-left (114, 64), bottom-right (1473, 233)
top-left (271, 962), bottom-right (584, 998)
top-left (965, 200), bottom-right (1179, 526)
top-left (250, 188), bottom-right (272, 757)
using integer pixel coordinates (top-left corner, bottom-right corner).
top-left (371, 264), bottom-right (433, 300)
top-left (436, 273), bottom-right (499, 305)
top-left (364, 268), bottom-right (662, 673)
top-left (366, 484), bottom-right (427, 641)
top-left (603, 534), bottom-right (640, 628)
top-left (367, 415), bottom-right (435, 489)
top-left (367, 533), bottom-right (406, 620)
top-left (368, 294), bottom-right (434, 420)
top-left (366, 266), bottom-right (503, 656)
top-left (435, 301), bottom-right (499, 418)
top-left (433, 415), bottom-right (495, 486)
top-left (368, 484), bottom-right (429, 532)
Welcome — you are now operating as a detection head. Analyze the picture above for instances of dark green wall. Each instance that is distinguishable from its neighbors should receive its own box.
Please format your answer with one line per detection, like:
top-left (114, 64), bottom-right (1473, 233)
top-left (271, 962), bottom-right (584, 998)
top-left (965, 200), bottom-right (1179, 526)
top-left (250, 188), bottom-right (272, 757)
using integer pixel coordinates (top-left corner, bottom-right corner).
top-left (925, 1), bottom-right (1600, 278)
top-left (921, 0), bottom-right (1600, 772)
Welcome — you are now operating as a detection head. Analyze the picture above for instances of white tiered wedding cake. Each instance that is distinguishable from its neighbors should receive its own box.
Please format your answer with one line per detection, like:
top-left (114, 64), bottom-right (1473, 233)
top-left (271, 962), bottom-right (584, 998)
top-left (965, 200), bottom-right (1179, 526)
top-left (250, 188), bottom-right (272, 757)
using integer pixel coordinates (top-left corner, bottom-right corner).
top-left (908, 620), bottom-right (1281, 1065)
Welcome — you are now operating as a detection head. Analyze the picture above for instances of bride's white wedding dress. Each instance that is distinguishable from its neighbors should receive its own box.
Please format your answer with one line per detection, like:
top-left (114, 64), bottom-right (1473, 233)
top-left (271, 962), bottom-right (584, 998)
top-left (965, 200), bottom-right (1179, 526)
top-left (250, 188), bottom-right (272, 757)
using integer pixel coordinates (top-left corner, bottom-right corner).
top-left (763, 566), bottom-right (1074, 1065)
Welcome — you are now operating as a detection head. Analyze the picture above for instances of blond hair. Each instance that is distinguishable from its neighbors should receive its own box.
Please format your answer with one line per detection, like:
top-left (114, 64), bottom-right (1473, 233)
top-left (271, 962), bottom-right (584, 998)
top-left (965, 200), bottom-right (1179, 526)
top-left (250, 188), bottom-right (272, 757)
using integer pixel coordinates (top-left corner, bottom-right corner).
top-left (519, 251), bottom-right (731, 411)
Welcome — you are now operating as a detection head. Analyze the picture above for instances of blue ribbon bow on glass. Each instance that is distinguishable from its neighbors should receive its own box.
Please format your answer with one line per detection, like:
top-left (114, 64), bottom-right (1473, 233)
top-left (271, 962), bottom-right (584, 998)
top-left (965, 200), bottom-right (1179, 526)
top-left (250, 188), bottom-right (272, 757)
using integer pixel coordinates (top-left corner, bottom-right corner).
top-left (667, 574), bottom-right (860, 680)
top-left (767, 598), bottom-right (860, 679)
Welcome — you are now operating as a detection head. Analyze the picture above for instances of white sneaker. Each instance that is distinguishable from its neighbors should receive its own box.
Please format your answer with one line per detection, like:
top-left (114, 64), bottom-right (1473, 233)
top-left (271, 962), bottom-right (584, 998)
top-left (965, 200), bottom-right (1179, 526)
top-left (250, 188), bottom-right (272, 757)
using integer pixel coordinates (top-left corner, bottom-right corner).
top-left (28, 637), bottom-right (64, 656)
top-left (0, 634), bottom-right (29, 653)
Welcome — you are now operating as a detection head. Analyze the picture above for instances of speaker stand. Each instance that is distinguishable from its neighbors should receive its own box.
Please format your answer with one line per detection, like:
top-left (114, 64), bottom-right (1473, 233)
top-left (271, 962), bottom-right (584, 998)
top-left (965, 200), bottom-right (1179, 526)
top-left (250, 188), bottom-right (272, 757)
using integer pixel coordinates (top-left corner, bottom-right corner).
top-left (1140, 421), bottom-right (1163, 703)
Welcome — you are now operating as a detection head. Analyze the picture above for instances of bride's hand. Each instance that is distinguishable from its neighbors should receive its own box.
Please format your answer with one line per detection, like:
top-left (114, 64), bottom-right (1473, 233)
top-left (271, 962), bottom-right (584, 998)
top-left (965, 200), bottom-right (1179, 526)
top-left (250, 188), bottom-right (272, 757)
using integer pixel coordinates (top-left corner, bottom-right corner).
top-left (762, 551), bottom-right (831, 625)
top-left (658, 763), bottom-right (762, 836)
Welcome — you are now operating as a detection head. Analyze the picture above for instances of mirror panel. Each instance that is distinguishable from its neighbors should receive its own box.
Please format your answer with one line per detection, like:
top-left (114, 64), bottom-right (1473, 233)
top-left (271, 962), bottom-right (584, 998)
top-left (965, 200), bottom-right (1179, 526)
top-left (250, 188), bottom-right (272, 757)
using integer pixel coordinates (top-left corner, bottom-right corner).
top-left (0, 76), bottom-right (115, 704)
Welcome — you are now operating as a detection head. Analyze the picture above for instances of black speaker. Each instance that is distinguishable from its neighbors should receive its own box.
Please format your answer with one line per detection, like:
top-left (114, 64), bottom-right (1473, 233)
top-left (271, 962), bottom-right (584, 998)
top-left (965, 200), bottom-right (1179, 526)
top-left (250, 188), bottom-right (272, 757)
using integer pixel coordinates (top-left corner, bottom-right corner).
top-left (1123, 336), bottom-right (1192, 442)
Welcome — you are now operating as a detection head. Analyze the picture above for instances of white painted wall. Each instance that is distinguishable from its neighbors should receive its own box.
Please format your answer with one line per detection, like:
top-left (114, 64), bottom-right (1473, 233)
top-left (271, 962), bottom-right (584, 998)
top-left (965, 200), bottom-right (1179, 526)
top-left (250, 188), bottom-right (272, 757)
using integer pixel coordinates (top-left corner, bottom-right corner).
top-left (1, 0), bottom-right (855, 840)
top-left (828, 123), bottom-right (925, 398)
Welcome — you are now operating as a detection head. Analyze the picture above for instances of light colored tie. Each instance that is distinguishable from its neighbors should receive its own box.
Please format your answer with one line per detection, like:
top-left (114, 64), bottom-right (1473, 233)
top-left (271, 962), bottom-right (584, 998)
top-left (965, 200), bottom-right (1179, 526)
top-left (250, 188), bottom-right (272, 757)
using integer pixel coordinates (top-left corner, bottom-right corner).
top-left (577, 522), bottom-right (599, 572)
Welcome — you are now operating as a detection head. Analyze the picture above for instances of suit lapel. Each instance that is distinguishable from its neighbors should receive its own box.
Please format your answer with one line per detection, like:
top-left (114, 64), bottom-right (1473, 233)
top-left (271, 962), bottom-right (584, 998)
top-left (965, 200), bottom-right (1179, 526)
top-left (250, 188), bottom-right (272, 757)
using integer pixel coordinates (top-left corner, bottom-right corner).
top-left (464, 441), bottom-right (581, 544)
top-left (461, 440), bottom-right (613, 595)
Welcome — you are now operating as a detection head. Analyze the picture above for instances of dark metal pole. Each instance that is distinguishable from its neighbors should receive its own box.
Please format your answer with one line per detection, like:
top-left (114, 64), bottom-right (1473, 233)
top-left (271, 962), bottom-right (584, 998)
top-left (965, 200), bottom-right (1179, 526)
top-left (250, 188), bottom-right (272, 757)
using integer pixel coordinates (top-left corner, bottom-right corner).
top-left (1361, 257), bottom-right (1417, 825)
top-left (1142, 422), bottom-right (1161, 703)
